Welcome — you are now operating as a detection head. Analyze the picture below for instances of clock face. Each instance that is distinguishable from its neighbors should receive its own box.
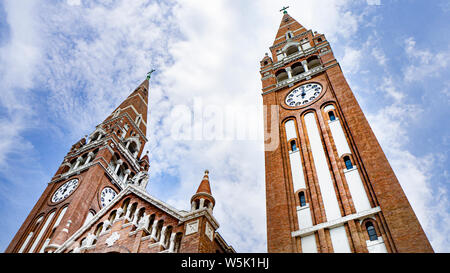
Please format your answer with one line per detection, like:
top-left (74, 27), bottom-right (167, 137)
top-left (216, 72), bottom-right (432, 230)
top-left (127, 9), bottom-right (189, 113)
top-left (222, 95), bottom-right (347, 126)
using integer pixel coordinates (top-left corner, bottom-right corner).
top-left (285, 83), bottom-right (323, 107)
top-left (51, 179), bottom-right (79, 203)
top-left (100, 187), bottom-right (118, 208)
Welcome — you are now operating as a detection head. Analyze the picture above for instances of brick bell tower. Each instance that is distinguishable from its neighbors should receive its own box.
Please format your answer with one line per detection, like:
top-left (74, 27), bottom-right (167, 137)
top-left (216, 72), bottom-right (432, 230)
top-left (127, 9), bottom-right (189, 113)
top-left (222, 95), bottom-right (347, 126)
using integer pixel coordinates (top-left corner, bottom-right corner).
top-left (6, 76), bottom-right (151, 253)
top-left (261, 9), bottom-right (433, 253)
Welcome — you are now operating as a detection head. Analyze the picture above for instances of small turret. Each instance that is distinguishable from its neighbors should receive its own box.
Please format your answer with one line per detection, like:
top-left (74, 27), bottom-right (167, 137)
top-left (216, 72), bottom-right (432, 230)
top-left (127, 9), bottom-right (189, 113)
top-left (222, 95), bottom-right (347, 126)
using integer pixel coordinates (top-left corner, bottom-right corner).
top-left (190, 170), bottom-right (215, 213)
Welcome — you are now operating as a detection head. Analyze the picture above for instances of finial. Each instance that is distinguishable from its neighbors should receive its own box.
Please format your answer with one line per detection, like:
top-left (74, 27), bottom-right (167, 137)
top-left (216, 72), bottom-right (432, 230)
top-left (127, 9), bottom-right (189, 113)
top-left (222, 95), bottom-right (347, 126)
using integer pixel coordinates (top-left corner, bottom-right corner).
top-left (280, 6), bottom-right (289, 14)
top-left (204, 170), bottom-right (209, 175)
top-left (146, 69), bottom-right (156, 80)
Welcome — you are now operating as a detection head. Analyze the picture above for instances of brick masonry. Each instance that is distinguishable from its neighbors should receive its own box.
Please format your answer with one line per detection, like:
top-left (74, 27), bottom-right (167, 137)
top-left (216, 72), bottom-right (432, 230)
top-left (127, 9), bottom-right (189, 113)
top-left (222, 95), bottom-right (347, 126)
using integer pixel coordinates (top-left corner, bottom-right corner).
top-left (262, 13), bottom-right (433, 253)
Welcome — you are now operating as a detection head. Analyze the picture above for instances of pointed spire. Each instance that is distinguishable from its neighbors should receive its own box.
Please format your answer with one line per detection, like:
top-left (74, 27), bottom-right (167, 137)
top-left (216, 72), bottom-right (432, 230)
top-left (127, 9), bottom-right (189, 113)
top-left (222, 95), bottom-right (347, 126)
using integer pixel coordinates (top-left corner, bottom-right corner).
top-left (102, 76), bottom-right (150, 137)
top-left (273, 11), bottom-right (305, 46)
top-left (190, 170), bottom-right (215, 212)
top-left (196, 170), bottom-right (212, 195)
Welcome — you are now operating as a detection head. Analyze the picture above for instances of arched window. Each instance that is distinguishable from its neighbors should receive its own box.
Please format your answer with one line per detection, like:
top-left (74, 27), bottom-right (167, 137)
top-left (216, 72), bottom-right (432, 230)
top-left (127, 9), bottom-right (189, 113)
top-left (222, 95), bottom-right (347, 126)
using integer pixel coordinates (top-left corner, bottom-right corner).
top-left (108, 210), bottom-right (117, 223)
top-left (204, 199), bottom-right (210, 209)
top-left (94, 223), bottom-right (103, 237)
top-left (28, 211), bottom-right (56, 253)
top-left (275, 69), bottom-right (289, 83)
top-left (194, 200), bottom-right (200, 210)
top-left (366, 222), bottom-right (378, 241)
top-left (155, 220), bottom-right (164, 241)
top-left (18, 215), bottom-right (44, 253)
top-left (344, 156), bottom-right (353, 170)
top-left (128, 141), bottom-right (138, 157)
top-left (328, 111), bottom-right (336, 121)
top-left (136, 207), bottom-right (145, 223)
top-left (127, 203), bottom-right (138, 222)
top-left (122, 198), bottom-right (130, 217)
top-left (286, 45), bottom-right (299, 56)
top-left (307, 56), bottom-right (321, 70)
top-left (40, 206), bottom-right (68, 252)
top-left (286, 31), bottom-right (293, 39)
top-left (291, 62), bottom-right (305, 76)
top-left (135, 115), bottom-right (142, 126)
top-left (164, 226), bottom-right (173, 247)
top-left (299, 192), bottom-right (306, 207)
top-left (147, 214), bottom-right (156, 235)
top-left (174, 232), bottom-right (183, 253)
top-left (290, 140), bottom-right (298, 152)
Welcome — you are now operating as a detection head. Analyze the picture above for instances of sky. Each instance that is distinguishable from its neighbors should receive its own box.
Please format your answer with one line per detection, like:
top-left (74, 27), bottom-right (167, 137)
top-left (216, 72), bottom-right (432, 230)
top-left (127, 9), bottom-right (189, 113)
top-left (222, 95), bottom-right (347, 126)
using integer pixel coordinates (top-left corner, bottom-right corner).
top-left (0, 0), bottom-right (449, 253)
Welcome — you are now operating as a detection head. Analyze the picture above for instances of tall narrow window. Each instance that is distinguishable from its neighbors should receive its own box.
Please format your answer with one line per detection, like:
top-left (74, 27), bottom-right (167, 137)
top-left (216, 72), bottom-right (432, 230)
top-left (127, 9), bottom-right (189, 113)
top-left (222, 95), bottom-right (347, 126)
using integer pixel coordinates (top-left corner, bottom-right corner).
top-left (328, 111), bottom-right (336, 121)
top-left (290, 140), bottom-right (298, 151)
top-left (299, 192), bottom-right (306, 207)
top-left (366, 222), bottom-right (378, 241)
top-left (344, 156), bottom-right (353, 170)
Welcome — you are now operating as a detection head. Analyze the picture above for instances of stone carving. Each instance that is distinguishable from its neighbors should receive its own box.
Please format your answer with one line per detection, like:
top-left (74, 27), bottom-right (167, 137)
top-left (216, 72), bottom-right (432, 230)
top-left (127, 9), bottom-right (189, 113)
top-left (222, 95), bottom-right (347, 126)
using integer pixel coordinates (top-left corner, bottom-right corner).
top-left (85, 233), bottom-right (97, 246)
top-left (105, 232), bottom-right (120, 247)
top-left (185, 220), bottom-right (199, 236)
top-left (205, 222), bottom-right (214, 241)
top-left (130, 171), bottom-right (148, 187)
top-left (138, 214), bottom-right (149, 229)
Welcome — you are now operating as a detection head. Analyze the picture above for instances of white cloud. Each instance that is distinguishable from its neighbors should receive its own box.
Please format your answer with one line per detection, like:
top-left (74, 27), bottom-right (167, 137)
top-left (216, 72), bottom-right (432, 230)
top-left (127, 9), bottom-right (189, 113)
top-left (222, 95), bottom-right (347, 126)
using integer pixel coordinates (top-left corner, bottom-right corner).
top-left (67, 0), bottom-right (81, 6)
top-left (0, 0), bottom-right (41, 166)
top-left (403, 37), bottom-right (450, 82)
top-left (341, 47), bottom-right (362, 75)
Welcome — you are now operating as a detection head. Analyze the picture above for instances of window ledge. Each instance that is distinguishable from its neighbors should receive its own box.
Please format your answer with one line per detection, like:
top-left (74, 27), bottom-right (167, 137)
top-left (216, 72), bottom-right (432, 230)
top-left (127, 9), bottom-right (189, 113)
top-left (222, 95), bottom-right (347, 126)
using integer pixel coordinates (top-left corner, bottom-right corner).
top-left (296, 204), bottom-right (310, 212)
top-left (343, 166), bottom-right (357, 174)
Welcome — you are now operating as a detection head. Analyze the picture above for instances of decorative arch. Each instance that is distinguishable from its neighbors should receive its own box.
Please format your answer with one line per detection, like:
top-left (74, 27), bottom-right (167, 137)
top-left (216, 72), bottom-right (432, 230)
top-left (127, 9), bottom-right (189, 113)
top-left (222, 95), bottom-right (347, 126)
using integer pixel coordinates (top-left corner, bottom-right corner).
top-left (361, 218), bottom-right (382, 242)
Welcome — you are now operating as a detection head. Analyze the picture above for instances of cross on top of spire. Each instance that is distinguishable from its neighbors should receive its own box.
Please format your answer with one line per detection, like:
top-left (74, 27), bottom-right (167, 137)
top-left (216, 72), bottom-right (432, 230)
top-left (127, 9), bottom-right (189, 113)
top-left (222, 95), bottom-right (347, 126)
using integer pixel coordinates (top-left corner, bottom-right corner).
top-left (146, 69), bottom-right (156, 80)
top-left (280, 6), bottom-right (289, 14)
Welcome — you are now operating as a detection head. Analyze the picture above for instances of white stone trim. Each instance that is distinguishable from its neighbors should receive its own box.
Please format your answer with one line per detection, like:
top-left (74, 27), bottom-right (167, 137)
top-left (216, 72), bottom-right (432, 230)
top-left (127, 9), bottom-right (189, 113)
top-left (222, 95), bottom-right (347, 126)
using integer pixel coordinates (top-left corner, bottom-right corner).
top-left (291, 207), bottom-right (381, 238)
top-left (54, 185), bottom-right (219, 253)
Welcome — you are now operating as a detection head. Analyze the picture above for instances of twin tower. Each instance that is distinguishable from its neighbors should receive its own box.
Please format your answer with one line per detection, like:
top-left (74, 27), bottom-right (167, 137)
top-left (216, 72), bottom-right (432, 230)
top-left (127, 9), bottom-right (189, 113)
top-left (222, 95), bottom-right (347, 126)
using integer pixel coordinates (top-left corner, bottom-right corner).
top-left (6, 11), bottom-right (433, 253)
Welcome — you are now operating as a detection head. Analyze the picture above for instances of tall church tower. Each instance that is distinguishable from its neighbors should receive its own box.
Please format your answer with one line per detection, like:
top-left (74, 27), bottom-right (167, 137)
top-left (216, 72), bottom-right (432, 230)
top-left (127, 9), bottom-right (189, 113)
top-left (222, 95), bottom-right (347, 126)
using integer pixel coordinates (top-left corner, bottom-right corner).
top-left (6, 78), bottom-right (151, 253)
top-left (261, 10), bottom-right (433, 253)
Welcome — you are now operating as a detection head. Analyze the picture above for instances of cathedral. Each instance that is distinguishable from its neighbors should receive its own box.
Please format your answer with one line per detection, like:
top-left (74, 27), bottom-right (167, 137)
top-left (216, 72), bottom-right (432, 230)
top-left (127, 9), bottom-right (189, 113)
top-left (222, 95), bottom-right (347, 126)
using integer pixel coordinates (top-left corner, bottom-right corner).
top-left (5, 76), bottom-right (235, 253)
top-left (6, 8), bottom-right (434, 254)
top-left (261, 9), bottom-right (433, 253)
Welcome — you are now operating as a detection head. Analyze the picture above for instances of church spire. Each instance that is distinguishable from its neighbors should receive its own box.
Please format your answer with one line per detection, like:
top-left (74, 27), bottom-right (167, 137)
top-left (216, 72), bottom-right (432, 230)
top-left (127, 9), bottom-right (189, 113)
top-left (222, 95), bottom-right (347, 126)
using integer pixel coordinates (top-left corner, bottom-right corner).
top-left (190, 170), bottom-right (215, 212)
top-left (273, 11), bottom-right (305, 46)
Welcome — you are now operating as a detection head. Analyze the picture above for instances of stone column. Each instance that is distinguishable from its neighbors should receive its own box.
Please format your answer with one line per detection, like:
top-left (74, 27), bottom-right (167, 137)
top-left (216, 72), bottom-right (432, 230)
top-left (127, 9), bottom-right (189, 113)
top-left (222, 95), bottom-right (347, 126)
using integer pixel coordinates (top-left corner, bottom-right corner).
top-left (285, 67), bottom-right (293, 78)
top-left (73, 157), bottom-right (83, 170)
top-left (150, 220), bottom-right (158, 240)
top-left (124, 203), bottom-right (133, 220)
top-left (115, 207), bottom-right (124, 221)
top-left (123, 169), bottom-right (131, 183)
top-left (114, 159), bottom-right (123, 175)
top-left (199, 198), bottom-right (205, 209)
top-left (131, 208), bottom-right (140, 226)
top-left (84, 152), bottom-right (95, 165)
top-left (302, 60), bottom-right (309, 72)
top-left (168, 233), bottom-right (176, 252)
top-left (159, 226), bottom-right (167, 244)
top-left (101, 220), bottom-right (111, 233)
